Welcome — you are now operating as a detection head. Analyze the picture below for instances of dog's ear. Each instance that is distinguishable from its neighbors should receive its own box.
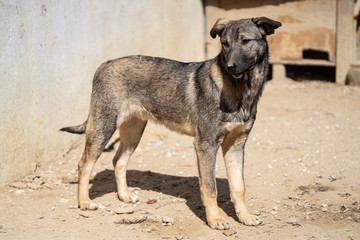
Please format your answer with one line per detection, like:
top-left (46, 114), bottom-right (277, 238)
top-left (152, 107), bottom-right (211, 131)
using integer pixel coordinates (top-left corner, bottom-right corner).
top-left (252, 17), bottom-right (282, 36)
top-left (210, 18), bottom-right (230, 39)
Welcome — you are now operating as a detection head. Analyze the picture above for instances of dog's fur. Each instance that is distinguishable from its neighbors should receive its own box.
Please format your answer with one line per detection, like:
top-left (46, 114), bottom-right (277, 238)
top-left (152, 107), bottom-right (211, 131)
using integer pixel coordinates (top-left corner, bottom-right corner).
top-left (61, 17), bottom-right (281, 229)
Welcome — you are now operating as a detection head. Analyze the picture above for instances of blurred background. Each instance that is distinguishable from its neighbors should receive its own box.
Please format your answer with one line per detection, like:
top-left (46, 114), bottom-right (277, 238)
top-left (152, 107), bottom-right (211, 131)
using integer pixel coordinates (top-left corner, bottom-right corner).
top-left (0, 0), bottom-right (358, 188)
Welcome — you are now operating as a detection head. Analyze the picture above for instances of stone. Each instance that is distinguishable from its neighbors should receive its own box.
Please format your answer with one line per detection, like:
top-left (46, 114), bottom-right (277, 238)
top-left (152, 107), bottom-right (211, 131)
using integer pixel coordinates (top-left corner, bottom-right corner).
top-left (162, 216), bottom-right (175, 226)
top-left (79, 213), bottom-right (93, 218)
top-left (223, 229), bottom-right (237, 237)
top-left (27, 183), bottom-right (42, 190)
top-left (286, 216), bottom-right (300, 226)
top-left (68, 205), bottom-right (78, 209)
top-left (113, 207), bottom-right (135, 214)
top-left (9, 182), bottom-right (27, 189)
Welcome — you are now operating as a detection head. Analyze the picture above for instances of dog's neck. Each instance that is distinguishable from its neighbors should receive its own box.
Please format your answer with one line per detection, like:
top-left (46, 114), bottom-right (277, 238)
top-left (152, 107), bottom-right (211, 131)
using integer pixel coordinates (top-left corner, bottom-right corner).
top-left (215, 52), bottom-right (268, 123)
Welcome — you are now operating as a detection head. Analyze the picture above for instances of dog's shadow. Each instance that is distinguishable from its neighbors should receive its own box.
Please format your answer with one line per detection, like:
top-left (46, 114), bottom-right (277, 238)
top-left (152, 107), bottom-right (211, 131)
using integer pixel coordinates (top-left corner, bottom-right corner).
top-left (89, 169), bottom-right (236, 222)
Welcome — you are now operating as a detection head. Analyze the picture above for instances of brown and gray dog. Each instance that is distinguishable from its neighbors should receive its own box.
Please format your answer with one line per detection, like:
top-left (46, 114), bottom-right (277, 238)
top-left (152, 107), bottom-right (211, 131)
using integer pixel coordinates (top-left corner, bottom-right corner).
top-left (61, 17), bottom-right (281, 230)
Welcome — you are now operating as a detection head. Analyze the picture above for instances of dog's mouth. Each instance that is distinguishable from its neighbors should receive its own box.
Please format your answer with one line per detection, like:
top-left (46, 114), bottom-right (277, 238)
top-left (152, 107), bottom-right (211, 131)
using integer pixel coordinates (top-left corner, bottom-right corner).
top-left (231, 64), bottom-right (256, 79)
top-left (231, 72), bottom-right (244, 79)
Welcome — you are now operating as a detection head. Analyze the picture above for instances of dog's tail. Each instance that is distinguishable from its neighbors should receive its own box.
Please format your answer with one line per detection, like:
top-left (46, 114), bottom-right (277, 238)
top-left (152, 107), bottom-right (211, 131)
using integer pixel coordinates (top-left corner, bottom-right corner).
top-left (60, 120), bottom-right (87, 134)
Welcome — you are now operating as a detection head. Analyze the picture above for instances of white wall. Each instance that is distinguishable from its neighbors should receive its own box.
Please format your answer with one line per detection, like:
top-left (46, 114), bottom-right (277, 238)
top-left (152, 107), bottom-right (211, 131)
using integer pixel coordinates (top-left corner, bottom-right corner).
top-left (0, 0), bottom-right (205, 188)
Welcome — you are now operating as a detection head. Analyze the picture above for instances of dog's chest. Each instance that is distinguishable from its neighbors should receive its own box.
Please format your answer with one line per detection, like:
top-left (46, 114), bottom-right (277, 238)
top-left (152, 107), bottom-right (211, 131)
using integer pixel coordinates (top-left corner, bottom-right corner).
top-left (220, 91), bottom-right (257, 123)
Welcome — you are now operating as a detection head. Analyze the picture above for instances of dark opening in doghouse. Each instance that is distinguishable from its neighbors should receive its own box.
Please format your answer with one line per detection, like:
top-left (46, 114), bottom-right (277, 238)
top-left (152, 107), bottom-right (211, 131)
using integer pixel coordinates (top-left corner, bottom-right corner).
top-left (285, 65), bottom-right (335, 82)
top-left (302, 49), bottom-right (329, 61)
top-left (267, 64), bottom-right (272, 81)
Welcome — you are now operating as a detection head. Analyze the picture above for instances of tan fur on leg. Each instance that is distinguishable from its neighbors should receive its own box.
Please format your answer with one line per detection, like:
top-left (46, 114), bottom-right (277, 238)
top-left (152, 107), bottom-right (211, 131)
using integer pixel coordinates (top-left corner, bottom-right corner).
top-left (113, 118), bottom-right (146, 203)
top-left (222, 121), bottom-right (262, 226)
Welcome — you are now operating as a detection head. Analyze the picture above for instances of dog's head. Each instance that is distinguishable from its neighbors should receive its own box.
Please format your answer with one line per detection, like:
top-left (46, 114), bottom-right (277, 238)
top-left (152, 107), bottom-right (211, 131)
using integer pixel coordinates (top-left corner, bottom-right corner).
top-left (210, 17), bottom-right (281, 79)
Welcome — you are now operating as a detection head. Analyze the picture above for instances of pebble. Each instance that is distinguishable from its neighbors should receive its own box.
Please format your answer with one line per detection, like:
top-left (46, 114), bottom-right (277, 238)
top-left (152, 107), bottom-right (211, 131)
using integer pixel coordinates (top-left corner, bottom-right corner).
top-left (223, 229), bottom-right (237, 237)
top-left (24, 175), bottom-right (36, 182)
top-left (60, 198), bottom-right (69, 204)
top-left (338, 192), bottom-right (351, 197)
top-left (329, 175), bottom-right (337, 182)
top-left (68, 205), bottom-right (78, 209)
top-left (340, 205), bottom-right (349, 212)
top-left (113, 207), bottom-right (135, 214)
top-left (162, 216), bottom-right (175, 226)
top-left (32, 177), bottom-right (43, 186)
top-left (273, 206), bottom-right (279, 211)
top-left (44, 184), bottom-right (57, 190)
top-left (79, 212), bottom-right (93, 218)
top-left (286, 143), bottom-right (297, 150)
top-left (303, 203), bottom-right (311, 209)
top-left (115, 216), bottom-right (148, 224)
top-left (286, 216), bottom-right (300, 226)
top-left (154, 141), bottom-right (164, 148)
top-left (253, 210), bottom-right (261, 216)
top-left (142, 228), bottom-right (152, 233)
top-left (15, 189), bottom-right (25, 195)
top-left (9, 182), bottom-right (27, 189)
top-left (321, 203), bottom-right (328, 212)
top-left (97, 203), bottom-right (107, 209)
top-left (61, 176), bottom-right (78, 184)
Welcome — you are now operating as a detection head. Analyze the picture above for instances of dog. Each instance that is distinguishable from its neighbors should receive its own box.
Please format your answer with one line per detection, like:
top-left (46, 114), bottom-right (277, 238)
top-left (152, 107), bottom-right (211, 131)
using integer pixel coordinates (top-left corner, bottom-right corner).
top-left (61, 17), bottom-right (281, 230)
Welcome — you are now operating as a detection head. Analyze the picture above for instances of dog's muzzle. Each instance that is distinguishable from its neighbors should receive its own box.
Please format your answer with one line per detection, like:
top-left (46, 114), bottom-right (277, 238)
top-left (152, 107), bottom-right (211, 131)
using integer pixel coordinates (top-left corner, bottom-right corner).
top-left (227, 63), bottom-right (257, 79)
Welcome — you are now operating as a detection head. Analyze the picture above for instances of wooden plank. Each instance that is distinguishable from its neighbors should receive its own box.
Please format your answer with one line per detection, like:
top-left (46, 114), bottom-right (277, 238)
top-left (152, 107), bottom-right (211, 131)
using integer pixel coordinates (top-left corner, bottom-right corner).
top-left (351, 60), bottom-right (360, 66)
top-left (335, 0), bottom-right (354, 84)
top-left (269, 58), bottom-right (336, 66)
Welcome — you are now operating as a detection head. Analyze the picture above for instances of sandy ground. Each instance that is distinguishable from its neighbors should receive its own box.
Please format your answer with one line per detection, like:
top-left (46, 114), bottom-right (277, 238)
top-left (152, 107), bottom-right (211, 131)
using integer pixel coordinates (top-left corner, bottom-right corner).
top-left (0, 78), bottom-right (359, 240)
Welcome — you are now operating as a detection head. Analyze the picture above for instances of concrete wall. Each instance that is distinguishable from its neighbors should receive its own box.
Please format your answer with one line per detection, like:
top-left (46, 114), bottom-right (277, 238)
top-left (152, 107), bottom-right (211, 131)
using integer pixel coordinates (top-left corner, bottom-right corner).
top-left (0, 0), bottom-right (205, 188)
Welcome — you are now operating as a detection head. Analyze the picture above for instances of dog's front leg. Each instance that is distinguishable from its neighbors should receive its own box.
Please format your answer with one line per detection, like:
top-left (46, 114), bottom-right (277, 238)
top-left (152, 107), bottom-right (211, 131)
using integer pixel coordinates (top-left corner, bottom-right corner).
top-left (221, 130), bottom-right (262, 226)
top-left (194, 139), bottom-right (230, 230)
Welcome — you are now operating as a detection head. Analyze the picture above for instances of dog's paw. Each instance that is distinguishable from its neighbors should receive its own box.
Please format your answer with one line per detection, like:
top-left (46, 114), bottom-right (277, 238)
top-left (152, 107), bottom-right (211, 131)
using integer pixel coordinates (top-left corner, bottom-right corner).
top-left (208, 216), bottom-right (230, 230)
top-left (118, 191), bottom-right (139, 203)
top-left (79, 200), bottom-right (98, 211)
top-left (237, 212), bottom-right (262, 226)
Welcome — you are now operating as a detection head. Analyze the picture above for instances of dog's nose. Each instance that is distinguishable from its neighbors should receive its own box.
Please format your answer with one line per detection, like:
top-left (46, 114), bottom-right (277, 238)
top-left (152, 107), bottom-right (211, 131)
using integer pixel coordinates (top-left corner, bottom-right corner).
top-left (227, 63), bottom-right (237, 72)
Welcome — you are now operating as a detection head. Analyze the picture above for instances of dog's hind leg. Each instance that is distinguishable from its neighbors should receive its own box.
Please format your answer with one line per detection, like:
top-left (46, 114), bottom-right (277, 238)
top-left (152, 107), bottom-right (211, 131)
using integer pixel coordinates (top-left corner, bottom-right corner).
top-left (112, 117), bottom-right (147, 203)
top-left (78, 115), bottom-right (117, 210)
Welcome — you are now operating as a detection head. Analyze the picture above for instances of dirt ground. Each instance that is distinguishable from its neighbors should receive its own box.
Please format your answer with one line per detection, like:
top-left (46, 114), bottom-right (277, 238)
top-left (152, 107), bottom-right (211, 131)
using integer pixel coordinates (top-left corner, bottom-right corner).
top-left (1, 78), bottom-right (359, 240)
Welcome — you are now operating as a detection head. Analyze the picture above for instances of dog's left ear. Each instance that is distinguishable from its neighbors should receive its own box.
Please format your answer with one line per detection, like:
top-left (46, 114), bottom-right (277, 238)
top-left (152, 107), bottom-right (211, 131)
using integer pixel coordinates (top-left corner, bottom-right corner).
top-left (210, 18), bottom-right (230, 39)
top-left (252, 17), bottom-right (282, 36)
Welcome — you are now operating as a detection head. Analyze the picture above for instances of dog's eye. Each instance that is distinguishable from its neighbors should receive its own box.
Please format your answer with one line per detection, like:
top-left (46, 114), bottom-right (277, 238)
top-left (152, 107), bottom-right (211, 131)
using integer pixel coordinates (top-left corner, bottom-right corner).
top-left (222, 41), bottom-right (229, 47)
top-left (242, 39), bottom-right (251, 44)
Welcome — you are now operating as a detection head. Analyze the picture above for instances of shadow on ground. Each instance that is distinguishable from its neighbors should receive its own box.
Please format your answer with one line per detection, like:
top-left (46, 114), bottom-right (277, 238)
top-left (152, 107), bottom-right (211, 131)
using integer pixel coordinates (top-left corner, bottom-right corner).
top-left (87, 169), bottom-right (237, 223)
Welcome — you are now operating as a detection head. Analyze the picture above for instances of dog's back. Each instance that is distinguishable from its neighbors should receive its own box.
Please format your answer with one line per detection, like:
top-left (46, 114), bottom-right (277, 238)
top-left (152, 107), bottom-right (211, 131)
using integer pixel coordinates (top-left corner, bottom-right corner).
top-left (89, 55), bottom-right (208, 135)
